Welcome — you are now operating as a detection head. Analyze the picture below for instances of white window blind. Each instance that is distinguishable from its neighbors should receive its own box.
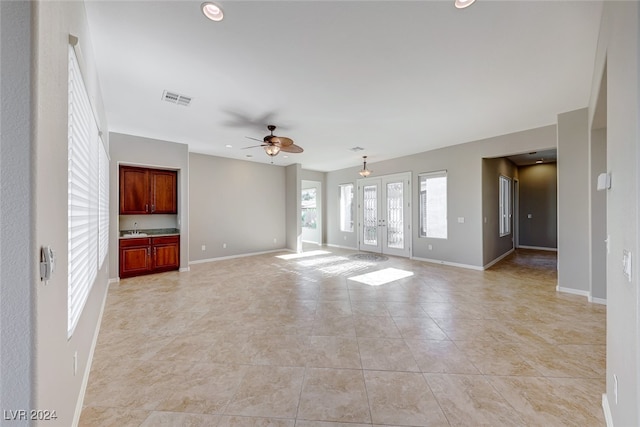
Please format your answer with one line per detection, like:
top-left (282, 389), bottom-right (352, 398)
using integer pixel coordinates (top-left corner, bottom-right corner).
top-left (419, 171), bottom-right (447, 239)
top-left (98, 135), bottom-right (109, 268)
top-left (68, 44), bottom-right (104, 338)
top-left (339, 184), bottom-right (354, 232)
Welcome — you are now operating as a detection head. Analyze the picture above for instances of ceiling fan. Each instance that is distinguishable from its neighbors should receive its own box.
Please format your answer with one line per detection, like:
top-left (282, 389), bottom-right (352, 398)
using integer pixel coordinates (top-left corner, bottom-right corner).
top-left (244, 125), bottom-right (303, 158)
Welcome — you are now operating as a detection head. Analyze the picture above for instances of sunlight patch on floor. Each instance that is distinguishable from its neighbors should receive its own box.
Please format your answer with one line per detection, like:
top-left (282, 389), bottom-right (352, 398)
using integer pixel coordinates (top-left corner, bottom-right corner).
top-left (348, 267), bottom-right (414, 286)
top-left (276, 250), bottom-right (331, 260)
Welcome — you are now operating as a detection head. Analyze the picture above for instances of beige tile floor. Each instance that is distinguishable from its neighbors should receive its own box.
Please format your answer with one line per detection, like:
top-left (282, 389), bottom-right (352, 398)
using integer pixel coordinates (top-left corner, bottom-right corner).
top-left (80, 247), bottom-right (606, 426)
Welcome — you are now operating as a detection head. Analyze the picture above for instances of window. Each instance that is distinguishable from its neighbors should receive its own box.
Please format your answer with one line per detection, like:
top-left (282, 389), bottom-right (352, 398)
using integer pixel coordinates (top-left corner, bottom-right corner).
top-left (68, 44), bottom-right (108, 338)
top-left (339, 183), bottom-right (354, 232)
top-left (301, 188), bottom-right (317, 229)
top-left (419, 171), bottom-right (447, 239)
top-left (499, 175), bottom-right (512, 236)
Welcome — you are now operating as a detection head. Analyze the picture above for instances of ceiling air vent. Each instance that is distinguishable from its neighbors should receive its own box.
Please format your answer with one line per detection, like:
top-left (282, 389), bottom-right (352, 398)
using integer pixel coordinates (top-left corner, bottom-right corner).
top-left (162, 90), bottom-right (192, 107)
top-left (350, 146), bottom-right (365, 152)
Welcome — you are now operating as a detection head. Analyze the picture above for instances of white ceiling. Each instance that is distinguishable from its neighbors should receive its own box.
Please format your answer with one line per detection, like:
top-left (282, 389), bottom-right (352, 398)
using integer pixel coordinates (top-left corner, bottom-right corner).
top-left (85, 0), bottom-right (603, 172)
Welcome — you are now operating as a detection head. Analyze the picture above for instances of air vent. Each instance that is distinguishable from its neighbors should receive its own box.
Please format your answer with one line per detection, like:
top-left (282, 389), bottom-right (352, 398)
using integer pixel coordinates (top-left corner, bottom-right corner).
top-left (162, 90), bottom-right (192, 107)
top-left (350, 146), bottom-right (365, 152)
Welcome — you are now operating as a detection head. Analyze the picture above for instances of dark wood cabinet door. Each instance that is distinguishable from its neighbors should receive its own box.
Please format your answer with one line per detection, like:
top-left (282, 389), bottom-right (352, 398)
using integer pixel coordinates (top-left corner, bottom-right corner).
top-left (119, 238), bottom-right (152, 278)
top-left (151, 170), bottom-right (177, 214)
top-left (120, 166), bottom-right (150, 214)
top-left (152, 236), bottom-right (180, 271)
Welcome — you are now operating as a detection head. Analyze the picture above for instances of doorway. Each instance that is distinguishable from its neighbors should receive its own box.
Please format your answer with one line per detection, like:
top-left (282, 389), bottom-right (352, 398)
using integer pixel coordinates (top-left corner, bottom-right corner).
top-left (357, 172), bottom-right (411, 257)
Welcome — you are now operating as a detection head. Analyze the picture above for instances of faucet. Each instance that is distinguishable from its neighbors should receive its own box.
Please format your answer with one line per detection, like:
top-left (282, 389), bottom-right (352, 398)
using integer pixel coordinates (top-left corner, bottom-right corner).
top-left (133, 222), bottom-right (138, 235)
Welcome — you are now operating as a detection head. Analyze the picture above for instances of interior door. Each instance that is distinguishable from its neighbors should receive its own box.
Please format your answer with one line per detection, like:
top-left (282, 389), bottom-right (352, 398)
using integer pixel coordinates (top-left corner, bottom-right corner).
top-left (358, 173), bottom-right (411, 257)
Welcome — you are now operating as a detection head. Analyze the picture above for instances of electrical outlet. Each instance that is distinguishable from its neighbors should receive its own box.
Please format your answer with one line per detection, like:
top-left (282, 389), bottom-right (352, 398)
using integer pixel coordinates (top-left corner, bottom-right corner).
top-left (201, 245), bottom-right (206, 251)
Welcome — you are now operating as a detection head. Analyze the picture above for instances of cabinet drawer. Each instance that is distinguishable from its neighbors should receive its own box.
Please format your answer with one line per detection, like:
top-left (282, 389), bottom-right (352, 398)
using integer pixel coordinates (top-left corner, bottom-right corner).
top-left (119, 237), bottom-right (151, 248)
top-left (151, 235), bottom-right (179, 245)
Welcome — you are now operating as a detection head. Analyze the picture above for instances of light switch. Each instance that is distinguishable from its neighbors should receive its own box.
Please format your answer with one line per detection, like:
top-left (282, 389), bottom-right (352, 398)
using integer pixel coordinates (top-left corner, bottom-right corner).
top-left (527, 214), bottom-right (533, 219)
top-left (623, 250), bottom-right (632, 282)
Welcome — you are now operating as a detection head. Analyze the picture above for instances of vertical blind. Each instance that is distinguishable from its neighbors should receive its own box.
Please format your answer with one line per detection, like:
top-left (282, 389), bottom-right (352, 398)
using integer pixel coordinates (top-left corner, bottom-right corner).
top-left (68, 44), bottom-right (108, 338)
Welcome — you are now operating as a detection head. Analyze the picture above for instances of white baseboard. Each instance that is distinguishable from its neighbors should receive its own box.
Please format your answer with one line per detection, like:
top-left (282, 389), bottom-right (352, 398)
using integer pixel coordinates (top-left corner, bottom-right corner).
top-left (483, 248), bottom-right (515, 270)
top-left (411, 256), bottom-right (484, 271)
top-left (602, 393), bottom-right (613, 427)
top-left (517, 245), bottom-right (558, 252)
top-left (108, 277), bottom-right (119, 284)
top-left (589, 296), bottom-right (607, 305)
top-left (73, 284), bottom-right (109, 427)
top-left (189, 249), bottom-right (287, 265)
top-left (326, 243), bottom-right (359, 251)
top-left (557, 286), bottom-right (590, 298)
top-left (179, 267), bottom-right (190, 272)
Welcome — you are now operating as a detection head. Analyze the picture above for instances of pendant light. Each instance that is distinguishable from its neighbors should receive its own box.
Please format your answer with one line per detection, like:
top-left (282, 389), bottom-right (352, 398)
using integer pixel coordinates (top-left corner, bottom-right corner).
top-left (359, 156), bottom-right (372, 177)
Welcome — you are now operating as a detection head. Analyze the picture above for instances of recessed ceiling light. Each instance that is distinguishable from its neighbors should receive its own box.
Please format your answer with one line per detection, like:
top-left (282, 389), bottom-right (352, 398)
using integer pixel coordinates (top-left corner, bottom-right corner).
top-left (201, 2), bottom-right (224, 21)
top-left (225, 144), bottom-right (232, 148)
top-left (454, 0), bottom-right (476, 9)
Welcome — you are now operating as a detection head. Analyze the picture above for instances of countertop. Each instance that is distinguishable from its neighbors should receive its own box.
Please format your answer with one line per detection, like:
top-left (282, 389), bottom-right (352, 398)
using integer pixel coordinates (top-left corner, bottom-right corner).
top-left (119, 228), bottom-right (180, 239)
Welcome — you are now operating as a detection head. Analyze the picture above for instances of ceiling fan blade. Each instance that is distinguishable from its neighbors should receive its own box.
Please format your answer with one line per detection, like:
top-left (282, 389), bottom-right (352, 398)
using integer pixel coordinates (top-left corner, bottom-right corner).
top-left (271, 136), bottom-right (294, 147)
top-left (245, 136), bottom-right (264, 143)
top-left (242, 144), bottom-right (266, 150)
top-left (280, 144), bottom-right (303, 153)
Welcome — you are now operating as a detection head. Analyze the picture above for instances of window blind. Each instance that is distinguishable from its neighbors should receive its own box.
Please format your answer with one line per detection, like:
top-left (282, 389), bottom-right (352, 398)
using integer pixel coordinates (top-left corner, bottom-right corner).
top-left (98, 135), bottom-right (109, 268)
top-left (68, 44), bottom-right (102, 338)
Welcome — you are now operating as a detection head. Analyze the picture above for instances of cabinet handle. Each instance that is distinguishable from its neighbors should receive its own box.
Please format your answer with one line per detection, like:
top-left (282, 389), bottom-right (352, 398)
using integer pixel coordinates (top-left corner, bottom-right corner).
top-left (151, 204), bottom-right (155, 213)
top-left (154, 247), bottom-right (157, 257)
top-left (145, 204), bottom-right (149, 213)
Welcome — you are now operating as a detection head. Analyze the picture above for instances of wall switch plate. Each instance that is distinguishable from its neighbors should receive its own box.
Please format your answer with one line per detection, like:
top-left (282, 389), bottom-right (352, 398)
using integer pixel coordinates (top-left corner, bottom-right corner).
top-left (201, 245), bottom-right (206, 251)
top-left (223, 243), bottom-right (227, 249)
top-left (527, 213), bottom-right (533, 219)
top-left (623, 250), bottom-right (632, 282)
top-left (428, 244), bottom-right (433, 250)
top-left (457, 217), bottom-right (465, 223)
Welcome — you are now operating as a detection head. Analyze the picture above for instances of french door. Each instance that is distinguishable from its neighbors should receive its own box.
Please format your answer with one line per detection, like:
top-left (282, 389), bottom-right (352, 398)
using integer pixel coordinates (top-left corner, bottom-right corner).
top-left (357, 172), bottom-right (411, 257)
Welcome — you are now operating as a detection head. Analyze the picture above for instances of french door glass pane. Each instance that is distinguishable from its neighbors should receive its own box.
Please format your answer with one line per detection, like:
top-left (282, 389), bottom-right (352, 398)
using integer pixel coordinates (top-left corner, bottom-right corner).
top-left (386, 181), bottom-right (404, 249)
top-left (363, 184), bottom-right (378, 245)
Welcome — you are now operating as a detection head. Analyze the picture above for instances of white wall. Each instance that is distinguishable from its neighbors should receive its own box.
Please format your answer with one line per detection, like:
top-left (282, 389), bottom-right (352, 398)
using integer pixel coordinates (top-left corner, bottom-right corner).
top-left (326, 125), bottom-right (557, 268)
top-left (557, 108), bottom-right (590, 295)
top-left (589, 2), bottom-right (640, 425)
top-left (590, 128), bottom-right (607, 301)
top-left (188, 153), bottom-right (286, 261)
top-left (286, 164), bottom-right (302, 252)
top-left (32, 1), bottom-right (111, 424)
top-left (0, 0), bottom-right (34, 418)
top-left (109, 132), bottom-right (190, 278)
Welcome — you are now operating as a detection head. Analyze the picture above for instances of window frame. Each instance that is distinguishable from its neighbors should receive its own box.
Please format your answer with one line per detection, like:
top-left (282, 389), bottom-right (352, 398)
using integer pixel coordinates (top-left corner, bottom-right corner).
top-left (418, 170), bottom-right (448, 239)
top-left (499, 175), bottom-right (512, 237)
top-left (338, 183), bottom-right (355, 233)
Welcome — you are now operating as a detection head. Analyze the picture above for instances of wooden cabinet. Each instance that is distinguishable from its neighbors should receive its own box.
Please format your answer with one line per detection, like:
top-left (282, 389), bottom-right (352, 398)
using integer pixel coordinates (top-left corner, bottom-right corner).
top-left (120, 166), bottom-right (177, 214)
top-left (120, 237), bottom-right (152, 278)
top-left (151, 236), bottom-right (180, 272)
top-left (119, 235), bottom-right (180, 278)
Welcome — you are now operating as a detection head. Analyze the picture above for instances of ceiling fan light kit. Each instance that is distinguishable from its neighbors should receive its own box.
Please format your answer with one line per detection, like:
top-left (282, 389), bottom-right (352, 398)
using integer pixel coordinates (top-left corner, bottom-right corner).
top-left (201, 2), bottom-right (224, 21)
top-left (454, 0), bottom-right (476, 9)
top-left (243, 125), bottom-right (303, 160)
